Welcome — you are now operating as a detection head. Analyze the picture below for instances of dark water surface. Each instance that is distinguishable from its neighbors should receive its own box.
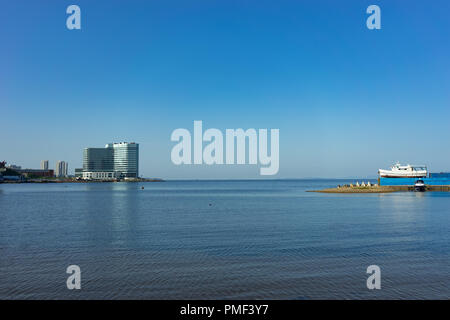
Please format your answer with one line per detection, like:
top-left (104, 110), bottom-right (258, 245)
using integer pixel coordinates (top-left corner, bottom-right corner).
top-left (0, 180), bottom-right (449, 299)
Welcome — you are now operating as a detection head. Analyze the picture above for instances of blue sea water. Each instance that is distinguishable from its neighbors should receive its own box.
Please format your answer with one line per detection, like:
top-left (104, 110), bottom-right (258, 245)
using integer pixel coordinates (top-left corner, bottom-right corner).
top-left (0, 180), bottom-right (449, 299)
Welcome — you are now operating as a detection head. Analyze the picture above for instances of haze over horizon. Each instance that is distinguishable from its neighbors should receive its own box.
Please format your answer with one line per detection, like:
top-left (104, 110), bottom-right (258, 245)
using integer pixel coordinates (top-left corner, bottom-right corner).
top-left (1, 0), bottom-right (449, 179)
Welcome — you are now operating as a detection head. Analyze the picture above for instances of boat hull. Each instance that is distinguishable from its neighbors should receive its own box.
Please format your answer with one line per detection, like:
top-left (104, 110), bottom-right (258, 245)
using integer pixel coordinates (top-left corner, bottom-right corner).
top-left (379, 174), bottom-right (427, 178)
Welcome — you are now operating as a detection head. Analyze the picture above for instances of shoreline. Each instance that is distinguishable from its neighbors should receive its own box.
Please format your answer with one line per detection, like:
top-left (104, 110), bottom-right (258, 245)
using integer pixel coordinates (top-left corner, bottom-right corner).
top-left (0, 178), bottom-right (165, 184)
top-left (309, 185), bottom-right (450, 193)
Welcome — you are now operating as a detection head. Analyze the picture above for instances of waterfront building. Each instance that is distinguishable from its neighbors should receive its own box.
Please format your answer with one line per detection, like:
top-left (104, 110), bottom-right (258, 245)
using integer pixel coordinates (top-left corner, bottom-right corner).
top-left (55, 161), bottom-right (68, 177)
top-left (82, 142), bottom-right (139, 179)
top-left (83, 147), bottom-right (114, 172)
top-left (74, 168), bottom-right (83, 178)
top-left (17, 169), bottom-right (54, 178)
top-left (82, 171), bottom-right (118, 180)
top-left (41, 160), bottom-right (49, 170)
top-left (110, 142), bottom-right (139, 178)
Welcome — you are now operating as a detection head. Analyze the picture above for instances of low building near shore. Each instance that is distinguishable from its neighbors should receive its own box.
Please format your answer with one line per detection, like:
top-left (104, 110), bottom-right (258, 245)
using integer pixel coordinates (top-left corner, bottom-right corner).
top-left (82, 171), bottom-right (119, 180)
top-left (17, 169), bottom-right (55, 178)
top-left (74, 168), bottom-right (83, 178)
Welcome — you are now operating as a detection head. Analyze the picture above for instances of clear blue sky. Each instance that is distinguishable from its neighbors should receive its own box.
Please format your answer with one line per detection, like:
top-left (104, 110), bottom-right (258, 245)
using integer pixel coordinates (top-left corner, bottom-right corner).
top-left (1, 0), bottom-right (449, 179)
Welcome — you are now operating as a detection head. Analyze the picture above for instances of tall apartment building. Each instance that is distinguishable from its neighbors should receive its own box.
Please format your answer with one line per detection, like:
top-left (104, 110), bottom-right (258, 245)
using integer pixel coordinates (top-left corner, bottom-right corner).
top-left (111, 142), bottom-right (139, 178)
top-left (41, 160), bottom-right (49, 170)
top-left (83, 142), bottom-right (139, 179)
top-left (55, 161), bottom-right (68, 177)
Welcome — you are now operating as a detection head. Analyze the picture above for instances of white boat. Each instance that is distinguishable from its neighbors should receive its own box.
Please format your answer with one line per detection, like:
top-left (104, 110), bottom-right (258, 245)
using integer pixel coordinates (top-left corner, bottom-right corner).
top-left (414, 180), bottom-right (426, 192)
top-left (378, 162), bottom-right (427, 178)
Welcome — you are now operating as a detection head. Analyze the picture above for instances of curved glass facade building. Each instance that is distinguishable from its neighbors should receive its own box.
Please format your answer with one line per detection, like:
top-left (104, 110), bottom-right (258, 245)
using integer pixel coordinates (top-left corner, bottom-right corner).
top-left (110, 142), bottom-right (139, 178)
top-left (83, 148), bottom-right (114, 172)
top-left (83, 142), bottom-right (139, 179)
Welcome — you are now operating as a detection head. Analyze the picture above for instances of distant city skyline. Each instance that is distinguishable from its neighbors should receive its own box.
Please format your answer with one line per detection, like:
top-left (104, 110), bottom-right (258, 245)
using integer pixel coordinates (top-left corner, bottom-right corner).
top-left (55, 161), bottom-right (68, 178)
top-left (1, 1), bottom-right (449, 179)
top-left (40, 160), bottom-right (49, 170)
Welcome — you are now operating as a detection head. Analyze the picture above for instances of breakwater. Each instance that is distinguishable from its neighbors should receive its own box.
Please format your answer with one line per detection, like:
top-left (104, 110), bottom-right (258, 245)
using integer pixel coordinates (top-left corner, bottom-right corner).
top-left (310, 185), bottom-right (450, 193)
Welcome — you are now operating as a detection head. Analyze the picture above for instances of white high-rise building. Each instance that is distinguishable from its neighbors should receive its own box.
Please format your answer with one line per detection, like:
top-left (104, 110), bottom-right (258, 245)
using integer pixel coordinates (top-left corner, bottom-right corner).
top-left (110, 142), bottom-right (139, 178)
top-left (41, 160), bottom-right (49, 170)
top-left (55, 161), bottom-right (68, 177)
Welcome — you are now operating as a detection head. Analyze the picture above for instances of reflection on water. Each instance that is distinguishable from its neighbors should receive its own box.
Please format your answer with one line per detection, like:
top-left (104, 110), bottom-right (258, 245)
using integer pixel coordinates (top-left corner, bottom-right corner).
top-left (0, 180), bottom-right (449, 299)
top-left (377, 192), bottom-right (427, 224)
